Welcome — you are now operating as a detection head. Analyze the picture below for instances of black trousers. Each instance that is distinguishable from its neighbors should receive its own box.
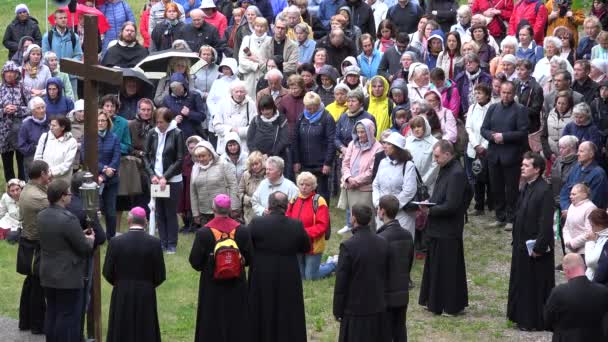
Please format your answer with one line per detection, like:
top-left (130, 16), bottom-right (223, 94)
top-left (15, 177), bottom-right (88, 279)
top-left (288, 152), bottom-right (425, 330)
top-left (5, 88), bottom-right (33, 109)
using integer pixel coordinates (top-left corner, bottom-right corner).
top-left (2, 150), bottom-right (25, 181)
top-left (387, 306), bottom-right (408, 342)
top-left (156, 182), bottom-right (182, 249)
top-left (488, 161), bottom-right (520, 223)
top-left (44, 287), bottom-right (84, 342)
top-left (19, 275), bottom-right (46, 332)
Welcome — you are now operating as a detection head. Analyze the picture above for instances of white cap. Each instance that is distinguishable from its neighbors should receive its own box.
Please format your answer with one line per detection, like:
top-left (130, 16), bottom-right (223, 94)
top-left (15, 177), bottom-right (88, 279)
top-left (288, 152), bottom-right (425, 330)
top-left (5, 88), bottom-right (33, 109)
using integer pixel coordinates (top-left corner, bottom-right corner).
top-left (15, 4), bottom-right (29, 14)
top-left (384, 132), bottom-right (406, 150)
top-left (200, 0), bottom-right (216, 9)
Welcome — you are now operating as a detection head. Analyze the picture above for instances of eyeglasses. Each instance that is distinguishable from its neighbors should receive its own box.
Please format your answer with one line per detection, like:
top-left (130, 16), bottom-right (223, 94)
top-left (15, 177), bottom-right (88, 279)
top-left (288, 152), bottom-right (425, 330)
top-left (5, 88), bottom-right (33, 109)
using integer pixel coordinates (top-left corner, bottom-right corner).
top-left (98, 119), bottom-right (108, 123)
top-left (63, 192), bottom-right (73, 197)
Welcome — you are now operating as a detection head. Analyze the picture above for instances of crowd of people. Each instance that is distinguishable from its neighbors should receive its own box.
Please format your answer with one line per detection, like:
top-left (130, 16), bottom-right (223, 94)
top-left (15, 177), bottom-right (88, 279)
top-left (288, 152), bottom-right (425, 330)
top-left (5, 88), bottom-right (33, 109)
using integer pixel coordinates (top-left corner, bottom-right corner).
top-left (2, 0), bottom-right (608, 340)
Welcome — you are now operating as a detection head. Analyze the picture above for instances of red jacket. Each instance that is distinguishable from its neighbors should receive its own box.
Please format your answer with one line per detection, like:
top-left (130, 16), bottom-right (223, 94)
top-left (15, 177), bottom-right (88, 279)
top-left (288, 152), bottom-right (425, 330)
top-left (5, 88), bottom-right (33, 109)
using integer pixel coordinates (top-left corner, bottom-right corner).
top-left (140, 8), bottom-right (151, 48)
top-left (286, 192), bottom-right (329, 254)
top-left (204, 11), bottom-right (228, 38)
top-left (508, 0), bottom-right (548, 45)
top-left (471, 0), bottom-right (513, 39)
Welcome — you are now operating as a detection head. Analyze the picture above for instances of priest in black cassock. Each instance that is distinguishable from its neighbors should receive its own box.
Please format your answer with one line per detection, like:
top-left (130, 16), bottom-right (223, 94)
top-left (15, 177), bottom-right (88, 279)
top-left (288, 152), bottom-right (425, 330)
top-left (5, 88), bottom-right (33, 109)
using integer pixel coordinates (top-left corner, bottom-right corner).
top-left (418, 140), bottom-right (470, 316)
top-left (544, 253), bottom-right (608, 342)
top-left (248, 191), bottom-right (310, 342)
top-left (103, 206), bottom-right (166, 342)
top-left (334, 204), bottom-right (389, 342)
top-left (101, 22), bottom-right (149, 68)
top-left (189, 194), bottom-right (252, 342)
top-left (507, 152), bottom-right (555, 331)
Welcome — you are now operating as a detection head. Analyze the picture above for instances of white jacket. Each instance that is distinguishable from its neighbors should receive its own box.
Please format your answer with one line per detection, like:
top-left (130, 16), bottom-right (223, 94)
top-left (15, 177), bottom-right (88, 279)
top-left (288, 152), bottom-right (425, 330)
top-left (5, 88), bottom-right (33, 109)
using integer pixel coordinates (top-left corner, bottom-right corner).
top-left (0, 193), bottom-right (21, 231)
top-left (206, 58), bottom-right (239, 131)
top-left (213, 95), bottom-right (257, 154)
top-left (34, 131), bottom-right (78, 183)
top-left (251, 176), bottom-right (299, 216)
top-left (465, 101), bottom-right (491, 159)
top-left (405, 118), bottom-right (439, 195)
top-left (585, 228), bottom-right (608, 281)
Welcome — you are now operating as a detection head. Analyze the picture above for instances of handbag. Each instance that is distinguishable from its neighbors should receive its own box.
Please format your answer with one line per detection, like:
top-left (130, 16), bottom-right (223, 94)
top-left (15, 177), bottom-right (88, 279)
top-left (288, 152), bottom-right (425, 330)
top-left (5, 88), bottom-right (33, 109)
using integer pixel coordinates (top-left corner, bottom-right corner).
top-left (403, 162), bottom-right (430, 211)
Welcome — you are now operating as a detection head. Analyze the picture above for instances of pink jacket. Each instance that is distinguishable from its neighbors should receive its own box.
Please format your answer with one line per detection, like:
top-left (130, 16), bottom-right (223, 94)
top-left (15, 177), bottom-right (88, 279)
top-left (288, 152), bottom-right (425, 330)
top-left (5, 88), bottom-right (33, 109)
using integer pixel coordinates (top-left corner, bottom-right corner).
top-left (563, 199), bottom-right (596, 254)
top-left (439, 81), bottom-right (461, 119)
top-left (341, 119), bottom-right (382, 192)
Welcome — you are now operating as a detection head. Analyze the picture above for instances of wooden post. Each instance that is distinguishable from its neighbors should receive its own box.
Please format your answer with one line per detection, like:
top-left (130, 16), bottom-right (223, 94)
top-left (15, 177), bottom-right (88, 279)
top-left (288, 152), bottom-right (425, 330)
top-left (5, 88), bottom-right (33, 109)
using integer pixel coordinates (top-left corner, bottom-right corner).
top-left (60, 14), bottom-right (123, 342)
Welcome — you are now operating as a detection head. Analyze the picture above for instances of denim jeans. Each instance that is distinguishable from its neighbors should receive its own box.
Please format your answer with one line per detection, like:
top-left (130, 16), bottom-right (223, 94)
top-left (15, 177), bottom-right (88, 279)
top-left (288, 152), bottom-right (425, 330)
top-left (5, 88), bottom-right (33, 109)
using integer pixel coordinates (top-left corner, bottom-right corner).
top-left (297, 253), bottom-right (336, 280)
top-left (101, 181), bottom-right (119, 238)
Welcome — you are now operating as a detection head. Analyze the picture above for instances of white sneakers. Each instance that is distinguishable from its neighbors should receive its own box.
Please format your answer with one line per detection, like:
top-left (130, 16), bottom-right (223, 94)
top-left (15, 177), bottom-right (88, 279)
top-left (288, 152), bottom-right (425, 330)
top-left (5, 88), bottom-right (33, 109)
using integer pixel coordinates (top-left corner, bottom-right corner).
top-left (337, 225), bottom-right (352, 235)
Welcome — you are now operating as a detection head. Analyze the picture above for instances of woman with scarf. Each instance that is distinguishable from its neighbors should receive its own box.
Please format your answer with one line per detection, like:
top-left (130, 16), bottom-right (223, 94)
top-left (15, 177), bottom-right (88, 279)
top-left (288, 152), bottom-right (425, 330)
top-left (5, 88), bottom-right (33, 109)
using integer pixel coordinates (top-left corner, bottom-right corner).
top-left (436, 32), bottom-right (462, 80)
top-left (21, 44), bottom-right (50, 97)
top-left (293, 92), bottom-right (336, 203)
top-left (207, 58), bottom-right (238, 146)
top-left (407, 62), bottom-right (431, 103)
top-left (238, 17), bottom-right (272, 100)
top-left (546, 0), bottom-right (584, 47)
top-left (234, 5), bottom-right (262, 60)
top-left (365, 75), bottom-right (392, 139)
top-left (591, 0), bottom-right (608, 31)
top-left (151, 3), bottom-right (184, 52)
top-left (224, 8), bottom-right (245, 56)
top-left (0, 61), bottom-right (29, 181)
top-left (374, 19), bottom-right (396, 53)
top-left (454, 53), bottom-right (493, 116)
top-left (490, 36), bottom-right (518, 77)
top-left (18, 97), bottom-right (48, 177)
top-left (247, 95), bottom-right (289, 159)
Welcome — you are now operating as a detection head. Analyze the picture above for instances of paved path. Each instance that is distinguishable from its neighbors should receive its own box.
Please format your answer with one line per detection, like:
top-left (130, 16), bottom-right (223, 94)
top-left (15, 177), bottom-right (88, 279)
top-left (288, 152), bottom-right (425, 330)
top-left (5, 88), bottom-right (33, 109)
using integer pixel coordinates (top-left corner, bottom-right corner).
top-left (0, 317), bottom-right (45, 342)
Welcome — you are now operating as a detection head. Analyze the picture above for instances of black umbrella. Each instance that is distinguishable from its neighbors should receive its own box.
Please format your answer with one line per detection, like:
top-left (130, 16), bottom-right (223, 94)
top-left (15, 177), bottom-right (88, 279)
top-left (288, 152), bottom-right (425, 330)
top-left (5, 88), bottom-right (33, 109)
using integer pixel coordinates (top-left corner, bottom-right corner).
top-left (120, 67), bottom-right (154, 95)
top-left (135, 49), bottom-right (201, 80)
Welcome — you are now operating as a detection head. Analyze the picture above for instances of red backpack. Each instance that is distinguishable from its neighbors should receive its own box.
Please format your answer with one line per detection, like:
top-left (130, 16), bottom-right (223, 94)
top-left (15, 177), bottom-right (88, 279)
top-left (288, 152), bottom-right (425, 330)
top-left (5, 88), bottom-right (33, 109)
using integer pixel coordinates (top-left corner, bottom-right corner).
top-left (210, 228), bottom-right (243, 280)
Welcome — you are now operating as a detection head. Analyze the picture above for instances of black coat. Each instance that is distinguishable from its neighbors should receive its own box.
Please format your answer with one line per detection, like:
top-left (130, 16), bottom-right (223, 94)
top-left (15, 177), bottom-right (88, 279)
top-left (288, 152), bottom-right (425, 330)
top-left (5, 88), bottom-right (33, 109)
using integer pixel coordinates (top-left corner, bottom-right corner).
top-left (38, 205), bottom-right (93, 289)
top-left (2, 17), bottom-right (42, 59)
top-left (514, 78), bottom-right (544, 133)
top-left (176, 22), bottom-right (223, 56)
top-left (544, 276), bottom-right (608, 342)
top-left (144, 126), bottom-right (185, 181)
top-left (65, 195), bottom-right (106, 249)
top-left (248, 213), bottom-right (310, 342)
top-left (101, 43), bottom-right (149, 68)
top-left (386, 2), bottom-right (423, 35)
top-left (247, 113), bottom-right (289, 158)
top-left (151, 20), bottom-right (185, 52)
top-left (349, 0), bottom-right (376, 36)
top-left (572, 78), bottom-right (600, 105)
top-left (316, 35), bottom-right (357, 74)
top-left (189, 224), bottom-right (252, 342)
top-left (377, 220), bottom-right (413, 308)
top-left (591, 97), bottom-right (608, 139)
top-left (507, 177), bottom-right (555, 330)
top-left (427, 159), bottom-right (469, 239)
top-left (481, 100), bottom-right (529, 167)
top-left (103, 229), bottom-right (166, 342)
top-left (426, 0), bottom-right (458, 32)
top-left (293, 110), bottom-right (337, 168)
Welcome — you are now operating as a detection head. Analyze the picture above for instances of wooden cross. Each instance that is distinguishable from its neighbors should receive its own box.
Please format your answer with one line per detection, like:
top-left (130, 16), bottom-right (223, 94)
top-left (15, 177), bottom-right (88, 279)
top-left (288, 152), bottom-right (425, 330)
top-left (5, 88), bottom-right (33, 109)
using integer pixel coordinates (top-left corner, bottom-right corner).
top-left (60, 14), bottom-right (123, 342)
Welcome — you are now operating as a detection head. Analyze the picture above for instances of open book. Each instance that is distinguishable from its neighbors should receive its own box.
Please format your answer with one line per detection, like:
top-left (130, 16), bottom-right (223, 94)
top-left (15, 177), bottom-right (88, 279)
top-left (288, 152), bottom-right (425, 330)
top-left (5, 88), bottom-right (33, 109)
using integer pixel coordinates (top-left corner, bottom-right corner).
top-left (526, 239), bottom-right (551, 256)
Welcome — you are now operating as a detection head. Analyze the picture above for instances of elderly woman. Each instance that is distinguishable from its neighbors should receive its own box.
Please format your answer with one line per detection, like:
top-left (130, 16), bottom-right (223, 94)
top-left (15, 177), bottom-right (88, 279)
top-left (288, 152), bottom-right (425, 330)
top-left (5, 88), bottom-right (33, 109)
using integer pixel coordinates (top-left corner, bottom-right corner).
top-left (293, 92), bottom-right (336, 201)
top-left (562, 103), bottom-right (603, 151)
top-left (238, 17), bottom-right (271, 98)
top-left (251, 156), bottom-right (299, 216)
top-left (550, 135), bottom-right (579, 244)
top-left (278, 75), bottom-right (307, 164)
top-left (192, 45), bottom-right (220, 102)
top-left (464, 83), bottom-right (493, 215)
top-left (286, 172), bottom-right (330, 280)
top-left (436, 32), bottom-right (462, 80)
top-left (154, 57), bottom-right (193, 106)
top-left (372, 132), bottom-right (418, 236)
top-left (515, 25), bottom-right (544, 65)
top-left (533, 37), bottom-right (573, 87)
top-left (33, 116), bottom-right (78, 184)
top-left (312, 48), bottom-right (328, 73)
top-left (454, 52), bottom-right (492, 116)
top-left (18, 97), bottom-right (48, 177)
top-left (247, 95), bottom-right (289, 158)
top-left (497, 54), bottom-right (518, 81)
top-left (563, 183), bottom-right (596, 256)
top-left (162, 73), bottom-right (206, 141)
top-left (222, 132), bottom-right (248, 184)
top-left (315, 65), bottom-right (338, 106)
top-left (21, 44), bottom-right (51, 97)
top-left (490, 36), bottom-right (518, 76)
top-left (296, 23), bottom-right (316, 65)
top-left (213, 80), bottom-right (257, 154)
top-left (407, 62), bottom-right (431, 103)
top-left (43, 52), bottom-right (74, 101)
top-left (366, 76), bottom-right (392, 138)
top-left (584, 209), bottom-right (608, 282)
top-left (392, 51), bottom-right (418, 83)
top-left (234, 5), bottom-right (262, 60)
top-left (541, 91), bottom-right (574, 161)
top-left (335, 90), bottom-right (376, 158)
top-left (190, 140), bottom-right (239, 226)
top-left (144, 108), bottom-right (185, 253)
top-left (0, 178), bottom-right (24, 240)
top-left (238, 151), bottom-right (266, 224)
top-left (590, 59), bottom-right (608, 84)
top-left (423, 89), bottom-right (457, 143)
top-left (150, 3), bottom-right (184, 52)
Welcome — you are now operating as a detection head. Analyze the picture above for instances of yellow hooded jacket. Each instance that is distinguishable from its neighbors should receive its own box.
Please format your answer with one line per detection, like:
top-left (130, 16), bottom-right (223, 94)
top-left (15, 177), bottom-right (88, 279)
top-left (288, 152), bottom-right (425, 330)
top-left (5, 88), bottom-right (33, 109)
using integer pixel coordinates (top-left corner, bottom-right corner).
top-left (366, 75), bottom-right (391, 139)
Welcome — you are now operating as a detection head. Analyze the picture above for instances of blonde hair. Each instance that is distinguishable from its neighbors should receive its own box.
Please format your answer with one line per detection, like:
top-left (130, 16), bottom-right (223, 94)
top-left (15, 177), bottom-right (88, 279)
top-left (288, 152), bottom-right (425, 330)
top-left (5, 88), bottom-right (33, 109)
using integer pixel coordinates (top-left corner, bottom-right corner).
top-left (303, 91), bottom-right (321, 107)
top-left (296, 171), bottom-right (317, 189)
top-left (246, 151), bottom-right (266, 171)
top-left (253, 17), bottom-right (269, 31)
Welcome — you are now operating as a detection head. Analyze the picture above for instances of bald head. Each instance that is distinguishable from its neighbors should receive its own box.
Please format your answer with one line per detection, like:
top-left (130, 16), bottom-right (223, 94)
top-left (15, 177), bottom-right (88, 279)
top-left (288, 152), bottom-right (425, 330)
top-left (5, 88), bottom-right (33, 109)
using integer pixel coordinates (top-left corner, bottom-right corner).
top-left (562, 253), bottom-right (586, 280)
top-left (190, 9), bottom-right (204, 27)
top-left (268, 191), bottom-right (288, 213)
top-left (578, 141), bottom-right (596, 166)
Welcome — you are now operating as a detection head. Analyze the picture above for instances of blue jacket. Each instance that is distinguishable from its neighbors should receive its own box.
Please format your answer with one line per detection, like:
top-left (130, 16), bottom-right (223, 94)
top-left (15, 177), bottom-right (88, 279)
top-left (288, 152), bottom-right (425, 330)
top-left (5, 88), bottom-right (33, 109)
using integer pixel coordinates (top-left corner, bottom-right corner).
top-left (516, 42), bottom-right (544, 66)
top-left (357, 50), bottom-right (383, 79)
top-left (335, 109), bottom-right (376, 149)
top-left (562, 121), bottom-right (604, 153)
top-left (17, 116), bottom-right (49, 157)
top-left (319, 0), bottom-right (346, 28)
top-left (41, 27), bottom-right (83, 61)
top-left (43, 77), bottom-right (74, 118)
top-left (576, 36), bottom-right (597, 61)
top-left (175, 0), bottom-right (201, 23)
top-left (87, 131), bottom-right (121, 185)
top-left (270, 0), bottom-right (288, 17)
top-left (162, 73), bottom-right (206, 140)
top-left (293, 109), bottom-right (336, 167)
top-left (99, 0), bottom-right (136, 50)
top-left (559, 161), bottom-right (608, 210)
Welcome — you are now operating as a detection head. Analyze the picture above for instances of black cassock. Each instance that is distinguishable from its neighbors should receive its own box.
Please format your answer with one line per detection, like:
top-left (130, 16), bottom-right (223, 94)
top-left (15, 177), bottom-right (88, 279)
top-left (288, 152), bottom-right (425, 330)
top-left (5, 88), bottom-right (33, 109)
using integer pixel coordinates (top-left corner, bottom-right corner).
top-left (189, 224), bottom-right (252, 342)
top-left (507, 177), bottom-right (555, 330)
top-left (101, 43), bottom-right (149, 68)
top-left (103, 229), bottom-right (166, 342)
top-left (248, 213), bottom-right (310, 342)
top-left (544, 276), bottom-right (608, 342)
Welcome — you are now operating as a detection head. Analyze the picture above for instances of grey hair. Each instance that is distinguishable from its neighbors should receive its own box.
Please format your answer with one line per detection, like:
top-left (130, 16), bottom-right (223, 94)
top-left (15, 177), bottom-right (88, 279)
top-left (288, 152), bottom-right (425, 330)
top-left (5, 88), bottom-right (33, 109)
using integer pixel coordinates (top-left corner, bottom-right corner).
top-left (572, 103), bottom-right (592, 121)
top-left (28, 96), bottom-right (46, 111)
top-left (229, 80), bottom-right (247, 93)
top-left (42, 51), bottom-right (58, 67)
top-left (347, 89), bottom-right (365, 104)
top-left (266, 156), bottom-right (285, 173)
top-left (246, 5), bottom-right (262, 17)
top-left (412, 98), bottom-right (431, 113)
top-left (544, 36), bottom-right (562, 50)
top-left (265, 68), bottom-right (284, 80)
top-left (558, 135), bottom-right (579, 150)
top-left (500, 36), bottom-right (518, 51)
top-left (550, 56), bottom-right (569, 72)
top-left (285, 5), bottom-right (300, 14)
top-left (171, 39), bottom-right (192, 51)
top-left (457, 4), bottom-right (471, 16)
top-left (294, 23), bottom-right (310, 35)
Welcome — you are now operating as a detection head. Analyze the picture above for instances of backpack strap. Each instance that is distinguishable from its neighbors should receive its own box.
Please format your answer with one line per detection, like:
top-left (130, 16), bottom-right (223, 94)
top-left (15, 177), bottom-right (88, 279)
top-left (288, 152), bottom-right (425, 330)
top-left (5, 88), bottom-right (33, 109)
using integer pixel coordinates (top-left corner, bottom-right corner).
top-left (312, 194), bottom-right (320, 214)
top-left (41, 132), bottom-right (50, 156)
top-left (446, 86), bottom-right (453, 103)
top-left (209, 227), bottom-right (235, 241)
